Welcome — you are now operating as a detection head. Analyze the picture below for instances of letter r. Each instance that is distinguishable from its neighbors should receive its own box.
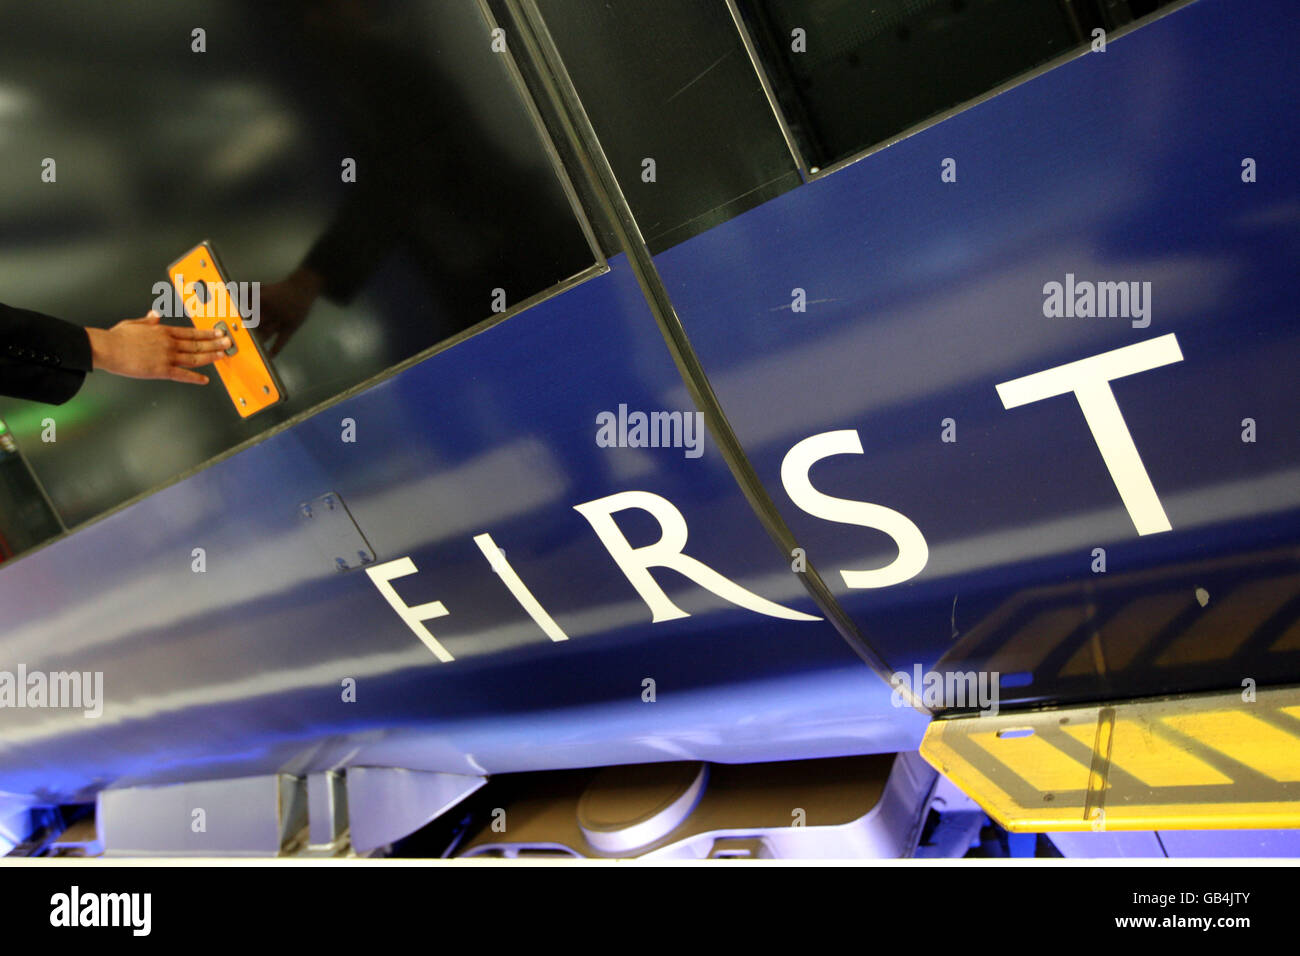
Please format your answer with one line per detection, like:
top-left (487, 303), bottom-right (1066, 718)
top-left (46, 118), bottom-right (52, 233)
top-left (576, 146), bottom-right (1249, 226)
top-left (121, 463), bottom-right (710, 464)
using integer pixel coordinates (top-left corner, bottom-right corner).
top-left (574, 491), bottom-right (820, 623)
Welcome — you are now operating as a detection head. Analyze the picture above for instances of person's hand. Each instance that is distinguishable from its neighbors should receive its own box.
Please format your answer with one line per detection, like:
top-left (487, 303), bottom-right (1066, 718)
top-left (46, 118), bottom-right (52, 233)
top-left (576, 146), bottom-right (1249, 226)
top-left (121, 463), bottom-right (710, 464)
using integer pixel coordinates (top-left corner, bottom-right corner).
top-left (256, 267), bottom-right (323, 357)
top-left (86, 311), bottom-right (231, 385)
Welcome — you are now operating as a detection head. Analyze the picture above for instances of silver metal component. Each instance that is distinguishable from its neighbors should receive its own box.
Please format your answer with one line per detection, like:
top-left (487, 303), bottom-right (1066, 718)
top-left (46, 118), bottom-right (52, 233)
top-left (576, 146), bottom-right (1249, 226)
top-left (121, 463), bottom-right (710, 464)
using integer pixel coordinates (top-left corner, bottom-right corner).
top-left (461, 753), bottom-right (937, 859)
top-left (721, 0), bottom-right (813, 178)
top-left (650, 752), bottom-right (936, 859)
top-left (212, 320), bottom-right (239, 357)
top-left (48, 818), bottom-right (103, 857)
top-left (708, 836), bottom-right (771, 858)
top-left (577, 762), bottom-right (708, 854)
top-left (307, 770), bottom-right (348, 848)
top-left (297, 491), bottom-right (375, 571)
top-left (474, 0), bottom-right (607, 270)
top-left (96, 774), bottom-right (307, 857)
top-left (0, 793), bottom-right (34, 855)
top-left (346, 767), bottom-right (486, 853)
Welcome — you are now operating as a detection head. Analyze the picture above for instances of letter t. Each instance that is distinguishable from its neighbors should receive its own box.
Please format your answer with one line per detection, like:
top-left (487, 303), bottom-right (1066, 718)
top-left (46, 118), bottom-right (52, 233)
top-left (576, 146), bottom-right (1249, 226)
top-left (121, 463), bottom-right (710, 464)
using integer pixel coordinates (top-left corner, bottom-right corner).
top-left (995, 334), bottom-right (1183, 535)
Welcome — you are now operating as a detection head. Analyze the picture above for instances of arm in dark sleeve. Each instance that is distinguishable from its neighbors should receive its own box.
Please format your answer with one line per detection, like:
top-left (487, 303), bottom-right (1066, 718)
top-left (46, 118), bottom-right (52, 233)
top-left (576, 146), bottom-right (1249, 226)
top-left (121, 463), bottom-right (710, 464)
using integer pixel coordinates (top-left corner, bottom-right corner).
top-left (0, 301), bottom-right (94, 405)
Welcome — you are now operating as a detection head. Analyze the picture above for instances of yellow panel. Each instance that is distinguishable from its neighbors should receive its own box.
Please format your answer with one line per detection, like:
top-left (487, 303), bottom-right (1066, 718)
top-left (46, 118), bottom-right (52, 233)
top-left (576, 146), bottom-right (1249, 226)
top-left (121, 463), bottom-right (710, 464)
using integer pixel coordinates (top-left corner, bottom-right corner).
top-left (920, 684), bottom-right (1300, 831)
top-left (1161, 711), bottom-right (1300, 782)
top-left (969, 730), bottom-right (1090, 793)
top-left (1062, 720), bottom-right (1232, 787)
top-left (168, 241), bottom-right (284, 418)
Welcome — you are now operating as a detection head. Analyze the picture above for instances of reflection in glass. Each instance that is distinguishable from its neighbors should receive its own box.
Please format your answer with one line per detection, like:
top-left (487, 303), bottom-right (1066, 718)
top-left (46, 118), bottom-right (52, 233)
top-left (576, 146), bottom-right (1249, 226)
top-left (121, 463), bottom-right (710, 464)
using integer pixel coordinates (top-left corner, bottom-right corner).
top-left (0, 0), bottom-right (595, 541)
top-left (740, 0), bottom-right (1180, 170)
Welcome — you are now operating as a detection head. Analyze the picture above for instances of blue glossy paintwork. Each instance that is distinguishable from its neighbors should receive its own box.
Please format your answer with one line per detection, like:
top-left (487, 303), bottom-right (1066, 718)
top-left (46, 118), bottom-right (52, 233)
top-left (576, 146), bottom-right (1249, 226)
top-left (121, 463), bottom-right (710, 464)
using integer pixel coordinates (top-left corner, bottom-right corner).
top-left (1049, 827), bottom-right (1300, 858)
top-left (657, 0), bottom-right (1300, 706)
top-left (1, 0), bottom-right (1295, 807)
top-left (0, 257), bottom-right (923, 803)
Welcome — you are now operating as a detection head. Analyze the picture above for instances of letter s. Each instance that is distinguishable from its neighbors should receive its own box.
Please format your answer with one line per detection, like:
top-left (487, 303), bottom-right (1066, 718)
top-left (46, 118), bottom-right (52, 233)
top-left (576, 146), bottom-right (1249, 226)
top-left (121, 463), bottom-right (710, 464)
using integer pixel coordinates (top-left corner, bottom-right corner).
top-left (781, 430), bottom-right (928, 588)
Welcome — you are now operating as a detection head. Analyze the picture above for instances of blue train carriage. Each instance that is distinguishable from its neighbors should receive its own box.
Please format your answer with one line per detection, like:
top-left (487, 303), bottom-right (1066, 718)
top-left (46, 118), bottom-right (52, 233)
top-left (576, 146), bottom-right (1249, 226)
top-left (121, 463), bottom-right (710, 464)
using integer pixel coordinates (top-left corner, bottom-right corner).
top-left (0, 0), bottom-right (1296, 858)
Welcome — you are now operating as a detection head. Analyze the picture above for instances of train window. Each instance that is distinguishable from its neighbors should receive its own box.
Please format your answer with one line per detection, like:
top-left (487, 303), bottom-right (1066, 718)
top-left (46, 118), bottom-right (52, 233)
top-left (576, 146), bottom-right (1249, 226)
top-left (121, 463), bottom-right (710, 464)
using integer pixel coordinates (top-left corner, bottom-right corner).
top-left (531, 0), bottom-right (802, 253)
top-left (737, 0), bottom-right (1183, 172)
top-left (0, 418), bottom-right (62, 561)
top-left (0, 1), bottom-right (598, 544)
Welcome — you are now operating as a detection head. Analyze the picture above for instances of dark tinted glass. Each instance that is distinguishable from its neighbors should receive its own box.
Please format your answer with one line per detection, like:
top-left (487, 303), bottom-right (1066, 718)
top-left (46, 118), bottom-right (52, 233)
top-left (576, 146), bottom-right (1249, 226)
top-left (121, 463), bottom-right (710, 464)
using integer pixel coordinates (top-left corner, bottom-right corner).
top-left (0, 0), bottom-right (595, 535)
top-left (536, 0), bottom-right (801, 252)
top-left (741, 0), bottom-right (1180, 169)
top-left (0, 419), bottom-right (62, 558)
